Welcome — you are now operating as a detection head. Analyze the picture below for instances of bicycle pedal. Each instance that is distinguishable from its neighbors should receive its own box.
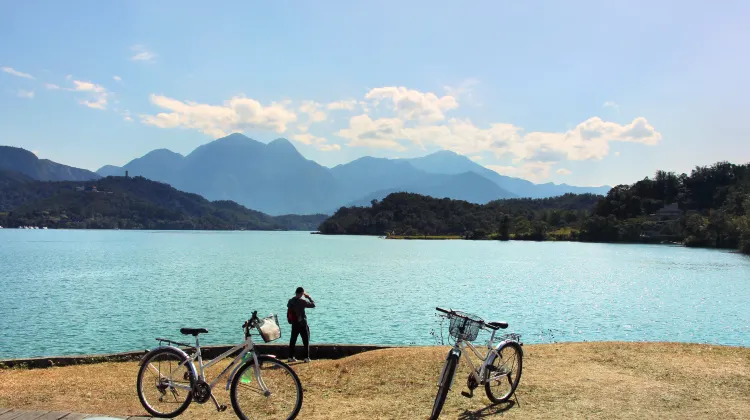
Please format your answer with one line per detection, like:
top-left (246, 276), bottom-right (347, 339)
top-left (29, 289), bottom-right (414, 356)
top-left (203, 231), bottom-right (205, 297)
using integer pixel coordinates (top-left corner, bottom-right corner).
top-left (218, 405), bottom-right (227, 412)
top-left (461, 390), bottom-right (474, 398)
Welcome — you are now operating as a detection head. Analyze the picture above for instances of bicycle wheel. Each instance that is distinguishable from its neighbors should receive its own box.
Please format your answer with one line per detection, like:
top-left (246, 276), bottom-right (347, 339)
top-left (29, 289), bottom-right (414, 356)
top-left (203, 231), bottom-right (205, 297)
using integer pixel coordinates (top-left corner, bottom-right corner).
top-left (484, 341), bottom-right (523, 403)
top-left (230, 355), bottom-right (303, 420)
top-left (430, 352), bottom-right (459, 420)
top-left (136, 347), bottom-right (194, 418)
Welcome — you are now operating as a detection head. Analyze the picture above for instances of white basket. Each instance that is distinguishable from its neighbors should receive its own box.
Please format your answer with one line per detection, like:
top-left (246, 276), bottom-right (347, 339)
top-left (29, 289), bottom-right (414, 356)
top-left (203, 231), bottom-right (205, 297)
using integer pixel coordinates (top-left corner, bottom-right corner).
top-left (257, 314), bottom-right (281, 343)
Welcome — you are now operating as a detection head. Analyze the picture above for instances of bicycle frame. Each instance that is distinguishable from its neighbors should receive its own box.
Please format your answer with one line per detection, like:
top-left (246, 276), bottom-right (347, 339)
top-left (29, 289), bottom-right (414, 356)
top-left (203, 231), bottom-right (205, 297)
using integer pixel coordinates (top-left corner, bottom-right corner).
top-left (441, 325), bottom-right (519, 387)
top-left (145, 331), bottom-right (271, 395)
top-left (449, 328), bottom-right (499, 385)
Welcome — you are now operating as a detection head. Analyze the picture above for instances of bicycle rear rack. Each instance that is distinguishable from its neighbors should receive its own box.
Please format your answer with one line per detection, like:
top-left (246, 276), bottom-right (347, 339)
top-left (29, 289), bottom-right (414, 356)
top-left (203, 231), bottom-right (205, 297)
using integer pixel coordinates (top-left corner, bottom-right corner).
top-left (156, 337), bottom-right (196, 348)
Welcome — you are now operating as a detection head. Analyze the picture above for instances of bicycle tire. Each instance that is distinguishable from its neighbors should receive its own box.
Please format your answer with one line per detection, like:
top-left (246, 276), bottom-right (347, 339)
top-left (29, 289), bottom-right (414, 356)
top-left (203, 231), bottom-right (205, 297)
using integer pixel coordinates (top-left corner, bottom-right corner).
top-left (230, 355), bottom-right (303, 420)
top-left (430, 352), bottom-right (459, 420)
top-left (484, 341), bottom-right (523, 403)
top-left (136, 347), bottom-right (194, 418)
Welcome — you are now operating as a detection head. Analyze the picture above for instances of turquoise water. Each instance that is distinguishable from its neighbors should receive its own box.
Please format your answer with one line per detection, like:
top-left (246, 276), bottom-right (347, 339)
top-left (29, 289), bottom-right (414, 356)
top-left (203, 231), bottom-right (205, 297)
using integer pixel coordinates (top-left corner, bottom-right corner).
top-left (1, 230), bottom-right (749, 359)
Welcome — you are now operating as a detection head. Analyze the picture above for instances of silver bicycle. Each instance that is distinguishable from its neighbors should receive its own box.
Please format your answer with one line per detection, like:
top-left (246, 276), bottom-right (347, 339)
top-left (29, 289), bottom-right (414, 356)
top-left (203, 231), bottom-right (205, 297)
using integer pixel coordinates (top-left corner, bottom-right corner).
top-left (430, 307), bottom-right (523, 419)
top-left (136, 311), bottom-right (303, 420)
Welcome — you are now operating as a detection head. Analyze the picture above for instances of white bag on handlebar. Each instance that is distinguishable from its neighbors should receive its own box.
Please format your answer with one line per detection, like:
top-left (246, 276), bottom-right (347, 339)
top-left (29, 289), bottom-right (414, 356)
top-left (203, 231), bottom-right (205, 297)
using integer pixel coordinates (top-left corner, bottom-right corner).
top-left (258, 314), bottom-right (281, 343)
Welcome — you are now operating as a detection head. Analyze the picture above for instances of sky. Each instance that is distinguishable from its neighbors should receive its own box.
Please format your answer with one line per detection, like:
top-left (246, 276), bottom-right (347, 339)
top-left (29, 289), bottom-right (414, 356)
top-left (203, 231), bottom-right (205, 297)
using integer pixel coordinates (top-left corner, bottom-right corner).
top-left (1, 0), bottom-right (749, 187)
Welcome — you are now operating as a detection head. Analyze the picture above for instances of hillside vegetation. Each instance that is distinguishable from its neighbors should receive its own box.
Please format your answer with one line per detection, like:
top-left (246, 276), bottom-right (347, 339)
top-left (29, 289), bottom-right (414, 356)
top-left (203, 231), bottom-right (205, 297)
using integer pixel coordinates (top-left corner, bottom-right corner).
top-left (319, 161), bottom-right (750, 254)
top-left (0, 176), bottom-right (326, 230)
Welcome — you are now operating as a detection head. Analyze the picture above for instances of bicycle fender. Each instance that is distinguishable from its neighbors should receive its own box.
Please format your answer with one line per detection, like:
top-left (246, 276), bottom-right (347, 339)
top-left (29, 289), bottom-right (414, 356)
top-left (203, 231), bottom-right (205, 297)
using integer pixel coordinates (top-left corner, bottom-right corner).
top-left (486, 340), bottom-right (523, 366)
top-left (139, 346), bottom-right (198, 382)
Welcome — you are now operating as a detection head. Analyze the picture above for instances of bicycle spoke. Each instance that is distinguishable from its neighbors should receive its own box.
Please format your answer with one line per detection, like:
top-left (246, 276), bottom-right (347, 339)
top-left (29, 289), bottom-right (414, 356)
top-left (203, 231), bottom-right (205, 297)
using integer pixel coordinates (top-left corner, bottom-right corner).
top-left (138, 350), bottom-right (193, 417)
top-left (231, 359), bottom-right (302, 420)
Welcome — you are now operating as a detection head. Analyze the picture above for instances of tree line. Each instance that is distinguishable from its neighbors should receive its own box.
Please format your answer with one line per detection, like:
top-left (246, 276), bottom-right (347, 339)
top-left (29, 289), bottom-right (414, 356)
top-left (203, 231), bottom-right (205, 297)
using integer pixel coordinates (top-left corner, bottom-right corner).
top-left (318, 161), bottom-right (750, 255)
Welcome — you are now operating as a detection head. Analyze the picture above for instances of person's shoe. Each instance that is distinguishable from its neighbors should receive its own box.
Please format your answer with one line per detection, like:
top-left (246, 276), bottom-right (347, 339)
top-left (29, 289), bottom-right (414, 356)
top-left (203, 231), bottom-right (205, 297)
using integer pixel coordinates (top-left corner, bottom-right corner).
top-left (304, 358), bottom-right (311, 363)
top-left (288, 357), bottom-right (297, 363)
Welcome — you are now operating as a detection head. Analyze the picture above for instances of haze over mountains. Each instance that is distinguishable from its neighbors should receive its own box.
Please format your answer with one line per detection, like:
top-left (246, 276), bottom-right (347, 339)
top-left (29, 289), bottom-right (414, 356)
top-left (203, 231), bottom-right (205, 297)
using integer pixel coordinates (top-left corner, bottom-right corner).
top-left (0, 134), bottom-right (610, 215)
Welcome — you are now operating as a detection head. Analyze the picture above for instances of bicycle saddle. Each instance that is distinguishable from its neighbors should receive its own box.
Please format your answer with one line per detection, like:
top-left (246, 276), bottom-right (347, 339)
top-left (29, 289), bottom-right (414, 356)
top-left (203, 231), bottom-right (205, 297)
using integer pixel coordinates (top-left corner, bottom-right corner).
top-left (180, 328), bottom-right (208, 336)
top-left (486, 321), bottom-right (508, 330)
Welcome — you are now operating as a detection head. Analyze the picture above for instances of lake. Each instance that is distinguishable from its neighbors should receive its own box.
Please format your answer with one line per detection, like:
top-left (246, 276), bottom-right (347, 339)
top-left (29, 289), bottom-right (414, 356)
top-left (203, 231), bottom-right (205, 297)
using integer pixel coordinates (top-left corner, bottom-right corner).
top-left (1, 230), bottom-right (749, 359)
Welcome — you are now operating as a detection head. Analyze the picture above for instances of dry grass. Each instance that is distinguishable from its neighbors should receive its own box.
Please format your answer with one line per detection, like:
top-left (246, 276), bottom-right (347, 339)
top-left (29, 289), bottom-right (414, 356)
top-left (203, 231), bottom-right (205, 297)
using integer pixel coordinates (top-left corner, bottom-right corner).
top-left (1, 342), bottom-right (749, 419)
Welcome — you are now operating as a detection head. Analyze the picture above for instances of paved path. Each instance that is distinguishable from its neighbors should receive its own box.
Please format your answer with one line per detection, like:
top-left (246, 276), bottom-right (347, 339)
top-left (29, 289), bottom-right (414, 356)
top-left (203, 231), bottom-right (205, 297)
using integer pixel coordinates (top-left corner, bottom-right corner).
top-left (0, 409), bottom-right (152, 420)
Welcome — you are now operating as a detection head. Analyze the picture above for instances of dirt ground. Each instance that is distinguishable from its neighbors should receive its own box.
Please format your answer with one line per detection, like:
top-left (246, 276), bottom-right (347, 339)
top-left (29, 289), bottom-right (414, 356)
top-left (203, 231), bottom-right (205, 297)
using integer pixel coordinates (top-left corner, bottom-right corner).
top-left (1, 342), bottom-right (749, 419)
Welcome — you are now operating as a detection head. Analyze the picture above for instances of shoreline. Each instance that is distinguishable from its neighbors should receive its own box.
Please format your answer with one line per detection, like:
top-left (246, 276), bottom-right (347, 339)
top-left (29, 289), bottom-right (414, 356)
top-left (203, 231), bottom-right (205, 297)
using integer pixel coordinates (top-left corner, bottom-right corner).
top-left (3, 340), bottom-right (747, 369)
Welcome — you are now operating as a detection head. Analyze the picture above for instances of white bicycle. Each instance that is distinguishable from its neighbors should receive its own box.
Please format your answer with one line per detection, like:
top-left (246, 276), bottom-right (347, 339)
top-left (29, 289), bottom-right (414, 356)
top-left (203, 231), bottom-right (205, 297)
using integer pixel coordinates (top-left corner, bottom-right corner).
top-left (136, 311), bottom-right (303, 420)
top-left (431, 307), bottom-right (523, 419)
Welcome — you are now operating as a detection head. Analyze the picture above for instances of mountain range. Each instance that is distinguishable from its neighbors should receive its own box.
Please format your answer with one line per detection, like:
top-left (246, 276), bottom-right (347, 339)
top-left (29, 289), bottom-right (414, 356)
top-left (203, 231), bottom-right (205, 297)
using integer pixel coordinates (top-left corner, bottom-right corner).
top-left (0, 134), bottom-right (610, 215)
top-left (0, 146), bottom-right (101, 182)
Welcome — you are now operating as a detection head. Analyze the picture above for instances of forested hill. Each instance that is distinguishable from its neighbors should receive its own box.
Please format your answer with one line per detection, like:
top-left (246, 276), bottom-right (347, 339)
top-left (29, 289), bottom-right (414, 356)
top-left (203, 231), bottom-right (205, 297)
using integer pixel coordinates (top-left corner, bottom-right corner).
top-left (318, 192), bottom-right (600, 238)
top-left (0, 175), bottom-right (327, 230)
top-left (318, 161), bottom-right (750, 255)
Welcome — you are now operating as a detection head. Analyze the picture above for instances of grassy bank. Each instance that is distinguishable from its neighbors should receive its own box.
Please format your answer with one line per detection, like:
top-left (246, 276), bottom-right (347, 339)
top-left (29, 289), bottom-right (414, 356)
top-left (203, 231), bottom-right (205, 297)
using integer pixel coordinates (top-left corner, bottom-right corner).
top-left (1, 343), bottom-right (748, 419)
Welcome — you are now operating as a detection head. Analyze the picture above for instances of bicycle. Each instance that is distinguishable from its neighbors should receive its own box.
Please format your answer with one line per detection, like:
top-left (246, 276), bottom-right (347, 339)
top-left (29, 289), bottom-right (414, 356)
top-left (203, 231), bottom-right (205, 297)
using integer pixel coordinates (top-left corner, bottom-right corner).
top-left (136, 311), bottom-right (303, 420)
top-left (430, 307), bottom-right (523, 420)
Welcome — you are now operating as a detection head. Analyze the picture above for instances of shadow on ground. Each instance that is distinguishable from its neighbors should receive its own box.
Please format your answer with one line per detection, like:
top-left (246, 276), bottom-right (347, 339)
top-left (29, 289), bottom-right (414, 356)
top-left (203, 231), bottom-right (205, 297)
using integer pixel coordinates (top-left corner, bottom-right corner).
top-left (458, 401), bottom-right (516, 419)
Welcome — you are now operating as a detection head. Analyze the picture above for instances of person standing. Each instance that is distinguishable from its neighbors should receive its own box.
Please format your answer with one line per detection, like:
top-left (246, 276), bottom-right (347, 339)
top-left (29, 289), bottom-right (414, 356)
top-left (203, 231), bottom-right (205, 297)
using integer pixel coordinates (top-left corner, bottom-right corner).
top-left (287, 286), bottom-right (315, 362)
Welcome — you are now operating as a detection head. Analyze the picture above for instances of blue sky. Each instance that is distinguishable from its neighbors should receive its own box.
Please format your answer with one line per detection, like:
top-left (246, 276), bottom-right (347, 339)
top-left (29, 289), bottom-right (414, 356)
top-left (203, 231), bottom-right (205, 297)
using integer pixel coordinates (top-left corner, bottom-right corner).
top-left (1, 0), bottom-right (748, 187)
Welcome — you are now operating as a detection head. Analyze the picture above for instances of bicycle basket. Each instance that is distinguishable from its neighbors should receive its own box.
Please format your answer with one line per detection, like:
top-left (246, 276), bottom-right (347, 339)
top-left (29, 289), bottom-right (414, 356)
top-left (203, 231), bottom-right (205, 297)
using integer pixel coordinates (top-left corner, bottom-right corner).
top-left (448, 311), bottom-right (483, 342)
top-left (257, 314), bottom-right (281, 343)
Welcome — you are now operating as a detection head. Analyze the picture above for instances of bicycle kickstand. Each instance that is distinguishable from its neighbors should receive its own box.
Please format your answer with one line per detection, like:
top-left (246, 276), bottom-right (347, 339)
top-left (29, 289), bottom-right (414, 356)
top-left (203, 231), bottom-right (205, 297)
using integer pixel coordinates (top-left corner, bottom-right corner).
top-left (210, 393), bottom-right (227, 412)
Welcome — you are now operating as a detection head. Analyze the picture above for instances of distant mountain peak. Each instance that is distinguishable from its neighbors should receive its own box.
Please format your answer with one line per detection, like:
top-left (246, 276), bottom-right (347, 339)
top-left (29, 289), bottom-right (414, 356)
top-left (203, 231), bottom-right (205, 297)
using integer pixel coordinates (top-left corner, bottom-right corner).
top-left (267, 138), bottom-right (294, 148)
top-left (222, 132), bottom-right (250, 140)
top-left (143, 148), bottom-right (183, 158)
top-left (210, 132), bottom-right (259, 146)
top-left (429, 149), bottom-right (460, 157)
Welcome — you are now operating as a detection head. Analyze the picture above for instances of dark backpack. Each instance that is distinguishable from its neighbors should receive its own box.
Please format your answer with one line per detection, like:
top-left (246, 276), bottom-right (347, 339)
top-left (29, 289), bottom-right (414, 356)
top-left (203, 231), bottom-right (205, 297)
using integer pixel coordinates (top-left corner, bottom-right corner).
top-left (287, 306), bottom-right (296, 324)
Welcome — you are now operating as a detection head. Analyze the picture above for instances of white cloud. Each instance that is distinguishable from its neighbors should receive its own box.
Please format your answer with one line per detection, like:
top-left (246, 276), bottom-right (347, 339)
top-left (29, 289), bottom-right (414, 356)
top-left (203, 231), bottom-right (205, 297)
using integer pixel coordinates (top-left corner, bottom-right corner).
top-left (615, 151), bottom-right (621, 157)
top-left (121, 110), bottom-right (133, 122)
top-left (327, 99), bottom-right (358, 111)
top-left (318, 143), bottom-right (341, 152)
top-left (299, 101), bottom-right (326, 123)
top-left (365, 86), bottom-right (458, 122)
top-left (470, 155), bottom-right (483, 162)
top-left (141, 94), bottom-right (297, 137)
top-left (68, 80), bottom-right (109, 110)
top-left (80, 97), bottom-right (107, 109)
top-left (131, 45), bottom-right (157, 62)
top-left (351, 115), bottom-right (660, 163)
top-left (556, 168), bottom-right (572, 175)
top-left (402, 119), bottom-right (521, 155)
top-left (335, 114), bottom-right (407, 150)
top-left (603, 101), bottom-right (619, 111)
top-left (291, 133), bottom-right (341, 152)
top-left (443, 78), bottom-right (480, 106)
top-left (2, 67), bottom-right (35, 79)
top-left (291, 133), bottom-right (321, 145)
top-left (486, 162), bottom-right (555, 183)
top-left (44, 83), bottom-right (60, 90)
top-left (113, 75), bottom-right (122, 82)
top-left (17, 89), bottom-right (34, 99)
top-left (71, 80), bottom-right (107, 93)
top-left (334, 87), bottom-right (661, 182)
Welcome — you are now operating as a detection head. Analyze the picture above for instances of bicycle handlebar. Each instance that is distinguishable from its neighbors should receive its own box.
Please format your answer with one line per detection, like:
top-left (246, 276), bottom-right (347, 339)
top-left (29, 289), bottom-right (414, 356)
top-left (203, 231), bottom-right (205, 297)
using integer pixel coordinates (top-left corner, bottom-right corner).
top-left (436, 306), bottom-right (490, 329)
